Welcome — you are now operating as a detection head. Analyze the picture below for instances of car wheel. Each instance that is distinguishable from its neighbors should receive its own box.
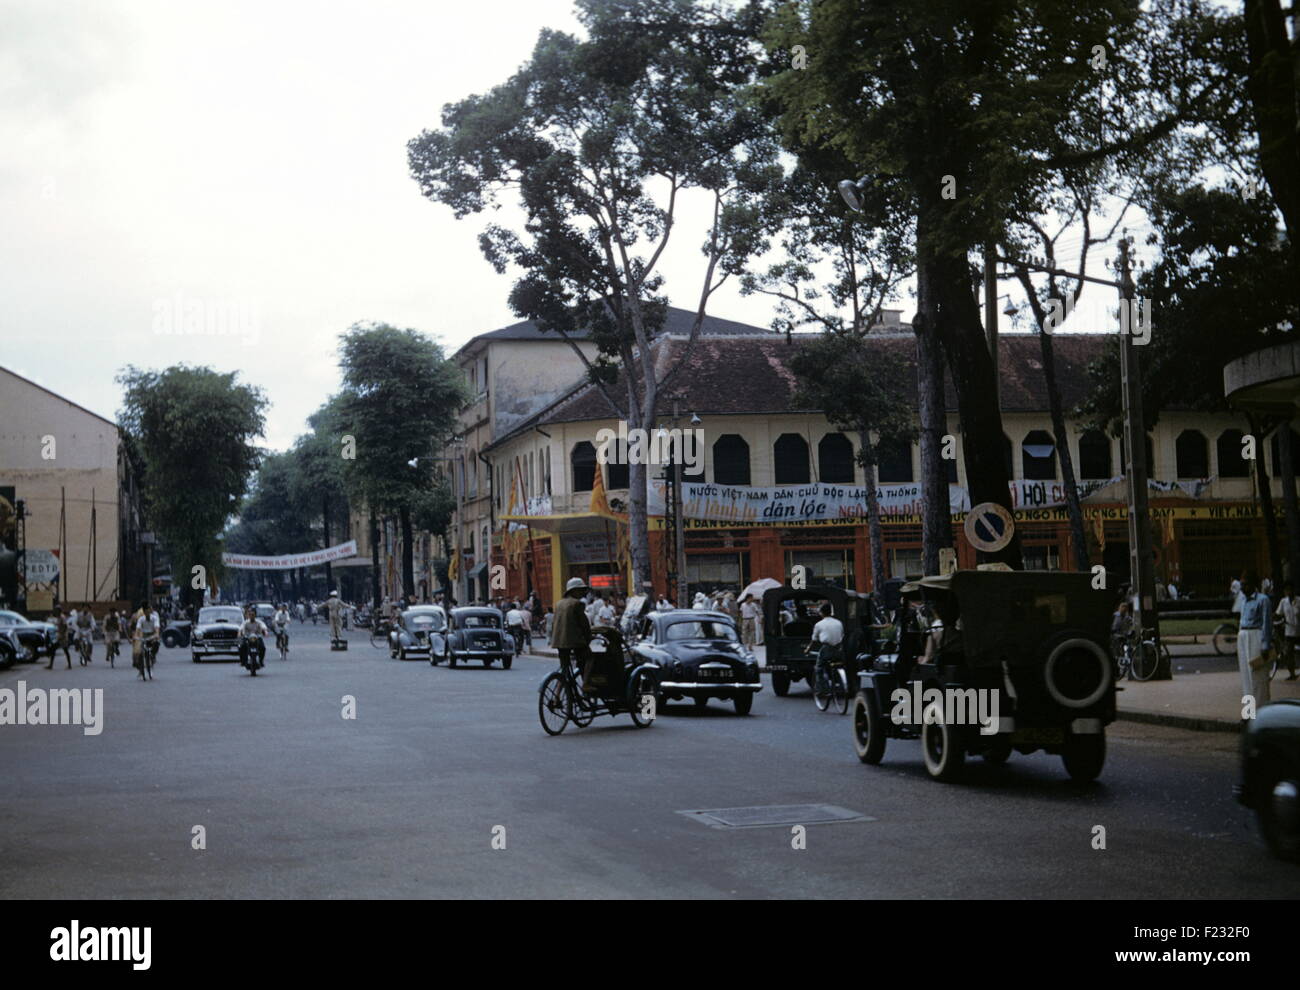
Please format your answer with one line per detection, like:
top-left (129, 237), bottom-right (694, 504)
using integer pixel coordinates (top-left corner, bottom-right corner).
top-left (482, 658), bottom-right (492, 668)
top-left (0, 645), bottom-right (15, 671)
top-left (852, 691), bottom-right (887, 765)
top-left (982, 739), bottom-right (1014, 765)
top-left (733, 692), bottom-right (753, 716)
top-left (694, 696), bottom-right (709, 712)
top-left (503, 655), bottom-right (513, 670)
top-left (629, 672), bottom-right (656, 728)
top-left (1061, 731), bottom-right (1106, 783)
top-left (191, 653), bottom-right (201, 663)
top-left (771, 671), bottom-right (790, 696)
top-left (921, 707), bottom-right (966, 782)
top-left (162, 631), bottom-right (177, 648)
top-left (1257, 768), bottom-right (1300, 863)
top-left (449, 652), bottom-right (458, 668)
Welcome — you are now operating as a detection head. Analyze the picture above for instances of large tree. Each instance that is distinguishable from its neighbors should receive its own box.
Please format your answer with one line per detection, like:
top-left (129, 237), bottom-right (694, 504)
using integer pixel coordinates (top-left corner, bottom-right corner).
top-left (334, 323), bottom-right (468, 601)
top-left (116, 365), bottom-right (267, 609)
top-left (407, 0), bottom-right (778, 591)
top-left (760, 0), bottom-right (1237, 566)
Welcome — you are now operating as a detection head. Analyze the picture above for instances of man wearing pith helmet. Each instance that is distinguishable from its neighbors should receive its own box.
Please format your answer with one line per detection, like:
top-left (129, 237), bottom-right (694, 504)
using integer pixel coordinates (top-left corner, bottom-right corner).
top-left (552, 577), bottom-right (603, 695)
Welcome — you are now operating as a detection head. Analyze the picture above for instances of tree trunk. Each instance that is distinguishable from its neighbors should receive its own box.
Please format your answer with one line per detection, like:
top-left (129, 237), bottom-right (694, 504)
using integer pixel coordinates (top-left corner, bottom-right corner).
top-left (1040, 326), bottom-right (1090, 570)
top-left (859, 433), bottom-right (886, 590)
top-left (1277, 421), bottom-right (1300, 585)
top-left (913, 255), bottom-right (952, 574)
top-left (322, 495), bottom-right (333, 593)
top-left (369, 505), bottom-right (381, 608)
top-left (400, 504), bottom-right (415, 602)
top-left (928, 244), bottom-right (1021, 567)
top-left (1248, 413), bottom-right (1284, 584)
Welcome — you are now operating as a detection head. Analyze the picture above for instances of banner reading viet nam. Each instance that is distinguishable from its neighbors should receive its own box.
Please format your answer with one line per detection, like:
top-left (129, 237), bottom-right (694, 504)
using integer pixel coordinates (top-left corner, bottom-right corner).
top-left (222, 540), bottom-right (358, 571)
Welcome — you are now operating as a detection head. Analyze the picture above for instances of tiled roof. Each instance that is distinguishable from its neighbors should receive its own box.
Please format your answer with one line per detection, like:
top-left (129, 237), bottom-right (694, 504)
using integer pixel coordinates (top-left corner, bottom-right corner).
top-left (468, 305), bottom-right (777, 344)
top-left (516, 332), bottom-right (1110, 431)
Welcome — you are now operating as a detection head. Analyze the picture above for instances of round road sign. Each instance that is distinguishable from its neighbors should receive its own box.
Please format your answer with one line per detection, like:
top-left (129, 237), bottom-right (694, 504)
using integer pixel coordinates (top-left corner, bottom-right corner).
top-left (964, 501), bottom-right (1014, 553)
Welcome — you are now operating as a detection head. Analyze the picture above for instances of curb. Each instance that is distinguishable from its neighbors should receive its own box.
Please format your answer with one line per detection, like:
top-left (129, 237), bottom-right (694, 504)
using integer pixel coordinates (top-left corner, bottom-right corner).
top-left (1116, 709), bottom-right (1241, 734)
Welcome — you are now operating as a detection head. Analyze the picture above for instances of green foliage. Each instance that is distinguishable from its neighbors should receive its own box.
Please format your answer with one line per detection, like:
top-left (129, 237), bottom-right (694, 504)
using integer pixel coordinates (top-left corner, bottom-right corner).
top-left (787, 334), bottom-right (915, 465)
top-left (115, 364), bottom-right (267, 592)
top-left (1079, 185), bottom-right (1296, 432)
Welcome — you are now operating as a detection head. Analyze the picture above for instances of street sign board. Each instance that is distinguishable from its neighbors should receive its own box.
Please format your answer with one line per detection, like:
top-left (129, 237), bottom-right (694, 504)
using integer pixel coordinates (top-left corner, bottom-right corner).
top-left (24, 549), bottom-right (60, 583)
top-left (964, 502), bottom-right (1014, 553)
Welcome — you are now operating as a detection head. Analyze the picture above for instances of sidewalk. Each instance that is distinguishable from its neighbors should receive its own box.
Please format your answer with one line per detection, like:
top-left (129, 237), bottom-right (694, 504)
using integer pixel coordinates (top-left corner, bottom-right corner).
top-left (1115, 668), bottom-right (1300, 732)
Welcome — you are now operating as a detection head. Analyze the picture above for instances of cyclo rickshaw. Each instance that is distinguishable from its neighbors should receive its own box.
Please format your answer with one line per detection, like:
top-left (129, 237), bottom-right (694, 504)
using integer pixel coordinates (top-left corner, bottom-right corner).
top-left (761, 583), bottom-right (882, 698)
top-left (538, 625), bottom-right (659, 735)
top-left (850, 570), bottom-right (1116, 783)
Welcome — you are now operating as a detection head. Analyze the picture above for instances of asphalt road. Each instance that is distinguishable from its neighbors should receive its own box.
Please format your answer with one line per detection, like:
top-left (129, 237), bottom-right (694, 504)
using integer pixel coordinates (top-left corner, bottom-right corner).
top-left (1, 623), bottom-right (1295, 899)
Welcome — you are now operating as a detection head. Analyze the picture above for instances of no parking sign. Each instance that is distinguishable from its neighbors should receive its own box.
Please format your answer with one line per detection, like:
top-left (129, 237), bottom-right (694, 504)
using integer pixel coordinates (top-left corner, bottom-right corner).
top-left (964, 502), bottom-right (1014, 553)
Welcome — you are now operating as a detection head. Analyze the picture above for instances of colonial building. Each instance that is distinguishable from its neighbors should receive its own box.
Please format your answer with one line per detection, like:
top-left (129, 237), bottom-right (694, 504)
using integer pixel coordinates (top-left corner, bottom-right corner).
top-left (0, 366), bottom-right (145, 613)
top-left (463, 315), bottom-right (1292, 606)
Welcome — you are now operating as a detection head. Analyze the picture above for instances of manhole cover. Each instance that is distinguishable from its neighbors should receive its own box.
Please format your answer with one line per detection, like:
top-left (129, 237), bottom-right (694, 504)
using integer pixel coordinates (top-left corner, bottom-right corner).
top-left (677, 804), bottom-right (874, 829)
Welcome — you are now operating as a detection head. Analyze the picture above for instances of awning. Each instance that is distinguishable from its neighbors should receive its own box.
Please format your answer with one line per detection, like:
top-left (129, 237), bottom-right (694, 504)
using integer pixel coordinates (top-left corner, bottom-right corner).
top-left (500, 510), bottom-right (625, 536)
top-left (467, 561), bottom-right (488, 580)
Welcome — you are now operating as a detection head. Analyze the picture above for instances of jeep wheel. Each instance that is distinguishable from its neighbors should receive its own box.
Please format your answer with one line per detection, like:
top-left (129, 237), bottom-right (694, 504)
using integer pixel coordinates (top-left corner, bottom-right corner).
top-left (982, 739), bottom-right (1013, 765)
top-left (1257, 768), bottom-right (1300, 863)
top-left (162, 630), bottom-right (179, 649)
top-left (733, 692), bottom-right (753, 716)
top-left (922, 709), bottom-right (966, 782)
top-left (771, 671), bottom-right (790, 696)
top-left (1062, 731), bottom-right (1106, 782)
top-left (852, 691), bottom-right (886, 765)
top-left (503, 655), bottom-right (513, 670)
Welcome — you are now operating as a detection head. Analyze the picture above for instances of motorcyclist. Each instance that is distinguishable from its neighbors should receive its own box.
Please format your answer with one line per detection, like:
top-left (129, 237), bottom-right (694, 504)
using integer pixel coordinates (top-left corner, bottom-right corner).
top-left (272, 603), bottom-right (291, 656)
top-left (239, 606), bottom-right (268, 670)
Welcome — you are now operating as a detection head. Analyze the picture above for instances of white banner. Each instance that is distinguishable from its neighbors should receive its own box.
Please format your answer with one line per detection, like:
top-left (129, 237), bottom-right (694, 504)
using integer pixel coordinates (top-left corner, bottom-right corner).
top-left (222, 540), bottom-right (358, 571)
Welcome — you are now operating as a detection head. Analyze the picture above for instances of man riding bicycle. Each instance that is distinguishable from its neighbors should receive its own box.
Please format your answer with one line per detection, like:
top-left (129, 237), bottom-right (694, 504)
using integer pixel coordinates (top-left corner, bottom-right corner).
top-left (272, 603), bottom-right (291, 657)
top-left (805, 602), bottom-right (844, 694)
top-left (73, 607), bottom-right (96, 664)
top-left (103, 609), bottom-right (122, 667)
top-left (239, 606), bottom-right (268, 671)
top-left (132, 601), bottom-right (161, 680)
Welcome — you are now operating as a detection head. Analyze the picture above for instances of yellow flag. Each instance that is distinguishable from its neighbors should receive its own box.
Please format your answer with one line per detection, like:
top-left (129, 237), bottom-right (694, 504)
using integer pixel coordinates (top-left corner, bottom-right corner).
top-left (590, 462), bottom-right (611, 516)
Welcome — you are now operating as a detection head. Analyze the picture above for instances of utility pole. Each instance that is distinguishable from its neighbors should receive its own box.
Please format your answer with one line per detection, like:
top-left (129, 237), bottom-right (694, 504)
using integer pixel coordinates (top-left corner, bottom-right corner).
top-left (671, 398), bottom-right (687, 606)
top-left (1117, 238), bottom-right (1168, 678)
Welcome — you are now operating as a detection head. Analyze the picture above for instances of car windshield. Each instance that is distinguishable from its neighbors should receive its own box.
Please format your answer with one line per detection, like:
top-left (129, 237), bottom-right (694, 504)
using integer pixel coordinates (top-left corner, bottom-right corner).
top-left (404, 608), bottom-right (446, 629)
top-left (663, 620), bottom-right (738, 642)
top-left (199, 607), bottom-right (243, 624)
top-left (462, 613), bottom-right (500, 628)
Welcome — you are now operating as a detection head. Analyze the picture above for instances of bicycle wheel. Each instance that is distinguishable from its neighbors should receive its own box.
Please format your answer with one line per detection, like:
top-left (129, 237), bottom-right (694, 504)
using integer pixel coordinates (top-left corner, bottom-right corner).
top-left (538, 672), bottom-right (570, 735)
top-left (833, 668), bottom-right (850, 715)
top-left (1130, 641), bottom-right (1160, 681)
top-left (370, 625), bottom-right (386, 649)
top-left (1212, 623), bottom-right (1237, 657)
top-left (814, 670), bottom-right (830, 712)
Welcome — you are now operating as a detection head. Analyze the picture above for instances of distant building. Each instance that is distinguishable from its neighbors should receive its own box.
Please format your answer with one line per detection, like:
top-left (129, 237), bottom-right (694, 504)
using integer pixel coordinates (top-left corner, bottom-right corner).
top-left (0, 366), bottom-right (144, 613)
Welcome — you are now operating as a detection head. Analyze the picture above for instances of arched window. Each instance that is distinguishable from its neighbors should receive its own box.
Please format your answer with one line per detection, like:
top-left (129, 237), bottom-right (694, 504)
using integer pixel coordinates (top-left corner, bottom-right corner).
top-left (1175, 429), bottom-right (1209, 479)
top-left (1077, 430), bottom-right (1112, 480)
top-left (818, 433), bottom-right (855, 483)
top-left (1022, 430), bottom-right (1057, 481)
top-left (1002, 434), bottom-right (1013, 479)
top-left (774, 433), bottom-right (811, 485)
top-left (571, 441), bottom-right (597, 492)
top-left (1269, 427), bottom-right (1300, 475)
top-left (877, 438), bottom-right (914, 483)
top-left (1216, 429), bottom-right (1250, 478)
top-left (713, 434), bottom-right (751, 485)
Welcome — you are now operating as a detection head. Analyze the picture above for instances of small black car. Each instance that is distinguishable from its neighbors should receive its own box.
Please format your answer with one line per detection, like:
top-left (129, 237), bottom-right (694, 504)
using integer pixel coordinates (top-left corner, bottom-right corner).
top-left (1237, 698), bottom-right (1300, 862)
top-left (628, 609), bottom-right (761, 715)
top-left (445, 607), bottom-right (512, 669)
top-left (190, 605), bottom-right (246, 662)
top-left (388, 605), bottom-right (449, 661)
top-left (0, 610), bottom-right (53, 663)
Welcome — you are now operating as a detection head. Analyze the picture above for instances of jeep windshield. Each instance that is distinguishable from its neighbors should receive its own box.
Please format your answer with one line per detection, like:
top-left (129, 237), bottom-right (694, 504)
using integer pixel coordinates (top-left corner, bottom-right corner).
top-left (198, 607), bottom-right (243, 625)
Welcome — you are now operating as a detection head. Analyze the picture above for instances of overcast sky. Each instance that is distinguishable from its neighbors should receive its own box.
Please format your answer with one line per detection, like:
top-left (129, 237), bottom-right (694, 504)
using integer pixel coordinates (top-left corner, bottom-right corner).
top-left (1, 0), bottom-right (805, 451)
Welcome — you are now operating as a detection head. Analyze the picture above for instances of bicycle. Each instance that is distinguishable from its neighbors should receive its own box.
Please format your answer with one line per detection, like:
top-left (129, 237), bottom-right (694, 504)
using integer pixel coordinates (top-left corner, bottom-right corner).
top-left (1212, 620), bottom-right (1238, 657)
top-left (810, 648), bottom-right (849, 714)
top-left (275, 628), bottom-right (289, 660)
top-left (76, 633), bottom-right (93, 666)
top-left (1115, 631), bottom-right (1165, 681)
top-left (105, 637), bottom-right (119, 668)
top-left (135, 638), bottom-right (158, 680)
top-left (370, 619), bottom-right (393, 650)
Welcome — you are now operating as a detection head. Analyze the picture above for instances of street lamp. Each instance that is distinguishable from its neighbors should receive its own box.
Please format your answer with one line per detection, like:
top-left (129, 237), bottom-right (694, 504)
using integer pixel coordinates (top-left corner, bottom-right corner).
top-left (838, 176), bottom-right (871, 213)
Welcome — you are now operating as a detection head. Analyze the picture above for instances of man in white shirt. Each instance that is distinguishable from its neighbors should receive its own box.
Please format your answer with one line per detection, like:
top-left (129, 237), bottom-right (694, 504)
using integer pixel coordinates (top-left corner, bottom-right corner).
top-left (505, 601), bottom-right (527, 653)
top-left (807, 603), bottom-right (844, 696)
top-left (272, 604), bottom-right (291, 656)
top-left (133, 602), bottom-right (161, 680)
top-left (596, 599), bottom-right (615, 626)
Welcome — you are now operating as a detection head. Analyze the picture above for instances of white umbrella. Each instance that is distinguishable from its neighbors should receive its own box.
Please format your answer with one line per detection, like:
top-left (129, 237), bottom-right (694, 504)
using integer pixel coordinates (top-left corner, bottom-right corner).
top-left (739, 577), bottom-right (782, 602)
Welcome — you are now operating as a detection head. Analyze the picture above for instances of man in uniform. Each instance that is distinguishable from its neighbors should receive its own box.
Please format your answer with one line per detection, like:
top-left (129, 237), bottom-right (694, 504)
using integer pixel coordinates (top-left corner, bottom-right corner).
top-left (327, 590), bottom-right (344, 643)
top-left (552, 577), bottom-right (609, 695)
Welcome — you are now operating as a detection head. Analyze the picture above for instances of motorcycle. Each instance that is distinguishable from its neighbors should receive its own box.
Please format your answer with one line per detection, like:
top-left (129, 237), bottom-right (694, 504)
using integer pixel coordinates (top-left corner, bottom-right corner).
top-left (239, 635), bottom-right (266, 675)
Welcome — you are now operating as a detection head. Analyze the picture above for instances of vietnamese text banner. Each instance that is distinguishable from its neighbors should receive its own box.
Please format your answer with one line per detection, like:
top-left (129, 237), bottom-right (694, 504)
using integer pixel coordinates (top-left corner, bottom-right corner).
top-left (222, 540), bottom-right (358, 570)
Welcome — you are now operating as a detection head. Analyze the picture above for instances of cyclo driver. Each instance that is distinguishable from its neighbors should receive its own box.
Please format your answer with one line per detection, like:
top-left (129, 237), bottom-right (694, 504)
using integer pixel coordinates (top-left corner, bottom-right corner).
top-left (552, 577), bottom-right (620, 697)
top-left (239, 606), bottom-right (268, 670)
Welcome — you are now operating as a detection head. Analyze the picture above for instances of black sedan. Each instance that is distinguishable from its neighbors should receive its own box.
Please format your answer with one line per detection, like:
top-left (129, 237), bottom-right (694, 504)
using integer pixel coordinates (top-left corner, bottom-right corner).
top-left (627, 609), bottom-right (761, 715)
top-left (189, 605), bottom-right (246, 662)
top-left (445, 607), bottom-right (512, 669)
top-left (0, 609), bottom-right (55, 661)
top-left (1237, 698), bottom-right (1300, 862)
top-left (389, 605), bottom-right (448, 661)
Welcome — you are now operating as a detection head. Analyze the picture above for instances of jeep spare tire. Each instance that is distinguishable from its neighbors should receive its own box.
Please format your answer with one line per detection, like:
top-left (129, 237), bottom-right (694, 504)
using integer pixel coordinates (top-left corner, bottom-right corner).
top-left (1044, 636), bottom-right (1111, 709)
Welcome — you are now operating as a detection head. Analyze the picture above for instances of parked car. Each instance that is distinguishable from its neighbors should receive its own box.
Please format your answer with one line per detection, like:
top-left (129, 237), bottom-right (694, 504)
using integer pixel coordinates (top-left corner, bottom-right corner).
top-left (0, 625), bottom-right (34, 668)
top-left (851, 570), bottom-right (1116, 783)
top-left (189, 605), bottom-right (246, 662)
top-left (627, 609), bottom-right (761, 715)
top-left (389, 605), bottom-right (448, 661)
top-left (162, 618), bottom-right (192, 648)
top-left (0, 609), bottom-right (56, 660)
top-left (445, 607), bottom-right (511, 669)
top-left (1237, 698), bottom-right (1300, 863)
